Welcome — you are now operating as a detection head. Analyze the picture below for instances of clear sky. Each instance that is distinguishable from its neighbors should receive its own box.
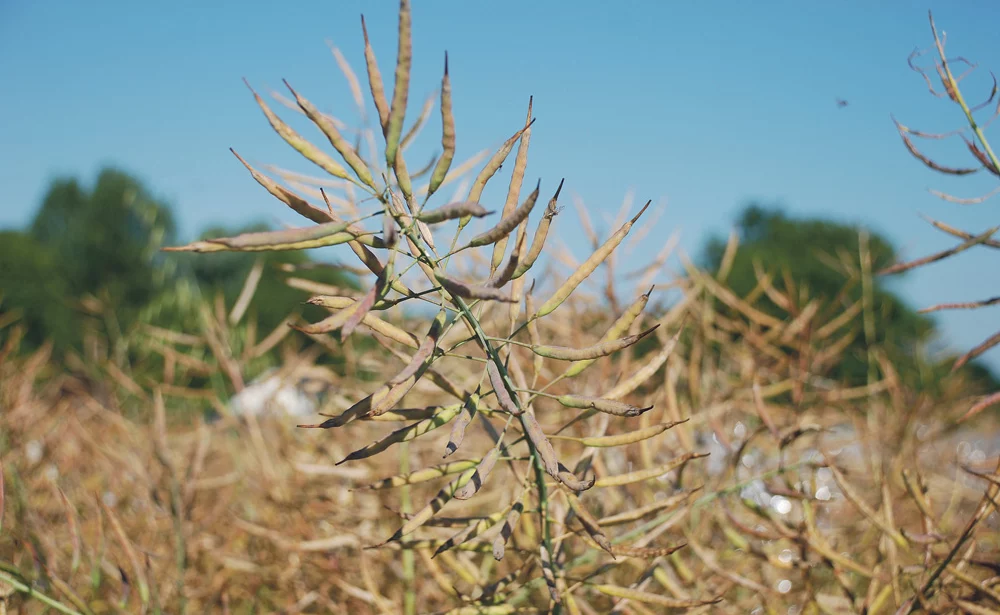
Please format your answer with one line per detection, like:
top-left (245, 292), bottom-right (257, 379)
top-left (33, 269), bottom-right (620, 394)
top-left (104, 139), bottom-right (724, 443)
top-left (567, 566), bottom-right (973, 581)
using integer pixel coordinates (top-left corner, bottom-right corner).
top-left (1, 1), bottom-right (998, 369)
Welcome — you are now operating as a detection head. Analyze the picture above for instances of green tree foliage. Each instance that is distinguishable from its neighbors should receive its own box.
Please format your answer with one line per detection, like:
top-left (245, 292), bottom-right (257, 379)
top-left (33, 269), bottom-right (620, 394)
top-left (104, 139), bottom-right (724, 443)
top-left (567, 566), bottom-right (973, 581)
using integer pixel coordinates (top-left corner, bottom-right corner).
top-left (702, 203), bottom-right (995, 391)
top-left (29, 168), bottom-right (178, 325)
top-left (0, 231), bottom-right (77, 350)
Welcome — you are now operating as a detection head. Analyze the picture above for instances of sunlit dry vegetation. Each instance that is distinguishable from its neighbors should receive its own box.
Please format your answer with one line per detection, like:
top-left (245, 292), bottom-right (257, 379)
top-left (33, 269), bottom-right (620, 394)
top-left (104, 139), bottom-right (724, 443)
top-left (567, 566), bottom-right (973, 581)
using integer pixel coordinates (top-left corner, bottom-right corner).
top-left (1, 4), bottom-right (998, 614)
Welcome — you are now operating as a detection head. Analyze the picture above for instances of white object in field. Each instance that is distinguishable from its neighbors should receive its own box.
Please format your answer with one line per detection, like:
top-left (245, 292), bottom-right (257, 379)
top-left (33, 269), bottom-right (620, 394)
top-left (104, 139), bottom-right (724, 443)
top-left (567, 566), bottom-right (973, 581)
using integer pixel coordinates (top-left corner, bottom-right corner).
top-left (228, 367), bottom-right (329, 418)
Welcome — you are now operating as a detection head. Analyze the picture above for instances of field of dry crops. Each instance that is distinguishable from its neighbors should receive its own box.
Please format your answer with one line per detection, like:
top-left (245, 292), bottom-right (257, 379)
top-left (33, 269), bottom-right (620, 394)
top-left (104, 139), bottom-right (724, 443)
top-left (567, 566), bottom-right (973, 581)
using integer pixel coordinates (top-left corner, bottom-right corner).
top-left (3, 2), bottom-right (1000, 614)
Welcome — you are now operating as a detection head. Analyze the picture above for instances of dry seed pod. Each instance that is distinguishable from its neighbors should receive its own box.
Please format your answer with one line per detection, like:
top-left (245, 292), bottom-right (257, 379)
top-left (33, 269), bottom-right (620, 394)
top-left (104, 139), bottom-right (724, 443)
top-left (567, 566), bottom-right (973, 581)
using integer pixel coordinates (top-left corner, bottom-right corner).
top-left (493, 489), bottom-right (528, 561)
top-left (453, 447), bottom-right (500, 500)
top-left (244, 80), bottom-right (352, 181)
top-left (308, 296), bottom-right (420, 348)
top-left (436, 274), bottom-right (517, 303)
top-left (426, 53), bottom-right (455, 198)
top-left (385, 465), bottom-right (476, 543)
top-left (594, 452), bottom-right (708, 488)
top-left (532, 324), bottom-right (659, 361)
top-left (487, 230), bottom-right (526, 289)
top-left (559, 420), bottom-right (688, 448)
top-left (512, 179), bottom-right (564, 280)
top-left (434, 506), bottom-right (509, 557)
top-left (565, 492), bottom-right (614, 557)
top-left (598, 487), bottom-right (702, 526)
top-left (360, 15), bottom-right (389, 131)
top-left (521, 411), bottom-right (560, 477)
top-left (536, 200), bottom-right (651, 318)
top-left (464, 181), bottom-right (541, 249)
top-left (563, 285), bottom-right (652, 377)
top-left (282, 79), bottom-right (375, 188)
top-left (230, 150), bottom-right (336, 225)
top-left (335, 404), bottom-right (463, 463)
top-left (444, 394), bottom-right (479, 457)
top-left (417, 201), bottom-right (493, 224)
top-left (341, 279), bottom-right (382, 338)
top-left (390, 310), bottom-right (445, 385)
top-left (164, 221), bottom-right (360, 253)
top-left (468, 120), bottom-right (535, 206)
top-left (594, 585), bottom-right (722, 608)
top-left (557, 470), bottom-right (596, 492)
top-left (382, 210), bottom-right (398, 248)
top-left (383, 0), bottom-right (412, 168)
top-left (363, 459), bottom-right (481, 490)
top-left (492, 96), bottom-right (534, 270)
top-left (602, 325), bottom-right (683, 400)
top-left (487, 360), bottom-right (521, 416)
top-left (555, 395), bottom-right (652, 417)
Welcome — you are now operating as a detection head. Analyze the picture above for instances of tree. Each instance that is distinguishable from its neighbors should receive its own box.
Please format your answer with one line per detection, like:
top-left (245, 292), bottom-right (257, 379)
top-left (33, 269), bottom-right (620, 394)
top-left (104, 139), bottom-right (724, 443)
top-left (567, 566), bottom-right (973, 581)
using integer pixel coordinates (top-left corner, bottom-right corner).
top-left (0, 231), bottom-right (77, 350)
top-left (702, 202), bottom-right (996, 391)
top-left (29, 168), bottom-right (178, 325)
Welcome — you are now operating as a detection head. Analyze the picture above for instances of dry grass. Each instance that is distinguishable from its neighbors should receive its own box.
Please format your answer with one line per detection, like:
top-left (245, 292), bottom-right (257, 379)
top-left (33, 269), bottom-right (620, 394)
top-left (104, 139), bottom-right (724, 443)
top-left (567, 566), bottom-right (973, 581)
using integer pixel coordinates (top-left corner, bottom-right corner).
top-left (2, 4), bottom-right (999, 615)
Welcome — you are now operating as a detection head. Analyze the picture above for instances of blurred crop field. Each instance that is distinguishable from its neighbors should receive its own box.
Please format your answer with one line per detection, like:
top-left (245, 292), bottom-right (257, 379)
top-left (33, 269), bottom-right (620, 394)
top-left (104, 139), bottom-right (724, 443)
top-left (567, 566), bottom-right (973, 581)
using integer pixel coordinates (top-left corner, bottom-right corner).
top-left (2, 3), bottom-right (1000, 614)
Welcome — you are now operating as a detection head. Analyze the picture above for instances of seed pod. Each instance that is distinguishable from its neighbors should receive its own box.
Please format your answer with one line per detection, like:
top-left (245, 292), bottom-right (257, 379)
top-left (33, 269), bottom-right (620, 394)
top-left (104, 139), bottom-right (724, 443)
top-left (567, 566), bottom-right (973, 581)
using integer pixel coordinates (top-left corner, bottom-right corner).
top-left (307, 296), bottom-right (419, 348)
top-left (360, 15), bottom-right (389, 132)
top-left (437, 274), bottom-right (517, 303)
top-left (383, 0), bottom-right (412, 168)
top-left (391, 310), bottom-right (445, 385)
top-left (521, 411), bottom-right (559, 477)
top-left (557, 470), bottom-right (596, 492)
top-left (363, 459), bottom-right (481, 490)
top-left (594, 585), bottom-right (722, 609)
top-left (563, 420), bottom-right (687, 448)
top-left (598, 487), bottom-right (702, 526)
top-left (444, 393), bottom-right (479, 457)
top-left (556, 395), bottom-right (652, 417)
top-left (426, 53), bottom-right (455, 198)
top-left (602, 325), bottom-right (683, 400)
top-left (229, 150), bottom-right (333, 224)
top-left (464, 182), bottom-right (541, 250)
top-left (487, 360), bottom-right (521, 416)
top-left (493, 489), bottom-right (528, 561)
top-left (536, 200), bottom-right (651, 318)
top-left (532, 325), bottom-right (659, 361)
top-left (382, 210), bottom-right (398, 248)
top-left (563, 285), bottom-right (653, 377)
top-left (512, 180), bottom-right (563, 280)
top-left (594, 452), bottom-right (708, 488)
top-left (244, 80), bottom-right (351, 180)
top-left (417, 201), bottom-right (493, 224)
top-left (492, 96), bottom-right (533, 270)
top-left (336, 404), bottom-right (463, 464)
top-left (487, 230), bottom-right (526, 289)
top-left (468, 120), bottom-right (535, 206)
top-left (164, 221), bottom-right (354, 254)
top-left (565, 492), bottom-right (613, 557)
top-left (385, 466), bottom-right (477, 543)
top-left (453, 447), bottom-right (500, 500)
top-left (434, 506), bottom-right (509, 558)
top-left (282, 80), bottom-right (375, 188)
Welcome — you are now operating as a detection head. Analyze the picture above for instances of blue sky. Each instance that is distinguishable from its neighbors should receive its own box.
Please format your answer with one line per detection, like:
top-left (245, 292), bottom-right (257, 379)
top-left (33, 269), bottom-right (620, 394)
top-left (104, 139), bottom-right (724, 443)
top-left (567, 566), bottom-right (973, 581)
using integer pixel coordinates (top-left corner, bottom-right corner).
top-left (1, 1), bottom-right (998, 369)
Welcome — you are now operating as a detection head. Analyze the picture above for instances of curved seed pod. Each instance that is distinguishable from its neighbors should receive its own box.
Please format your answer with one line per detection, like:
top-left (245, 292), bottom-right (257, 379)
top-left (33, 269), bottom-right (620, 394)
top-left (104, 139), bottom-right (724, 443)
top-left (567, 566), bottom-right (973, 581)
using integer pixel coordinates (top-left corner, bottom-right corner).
top-left (362, 407), bottom-right (439, 422)
top-left (444, 392), bottom-right (479, 457)
top-left (230, 150), bottom-right (333, 224)
top-left (308, 296), bottom-right (420, 348)
top-left (536, 200), bottom-right (652, 318)
top-left (492, 96), bottom-right (533, 270)
top-left (524, 289), bottom-right (544, 385)
top-left (434, 506), bottom-right (509, 557)
top-left (427, 53), bottom-right (455, 199)
top-left (385, 466), bottom-right (476, 543)
top-left (282, 80), bottom-right (375, 189)
top-left (382, 210), bottom-right (398, 248)
top-left (559, 420), bottom-right (688, 448)
top-left (594, 585), bottom-right (722, 609)
top-left (468, 119), bottom-right (535, 206)
top-left (464, 182), bottom-right (541, 250)
top-left (555, 395), bottom-right (652, 417)
top-left (609, 542), bottom-right (687, 559)
top-left (292, 306), bottom-right (358, 335)
top-left (512, 180), bottom-right (564, 280)
top-left (521, 411), bottom-right (559, 477)
top-left (493, 488), bottom-right (528, 561)
top-left (360, 15), bottom-right (389, 132)
top-left (243, 80), bottom-right (351, 180)
top-left (165, 221), bottom-right (354, 253)
top-left (363, 459), bottom-right (480, 490)
top-left (602, 326), bottom-right (683, 400)
top-left (437, 274), bottom-right (516, 303)
top-left (565, 492), bottom-right (613, 556)
top-left (487, 360), bottom-right (521, 416)
top-left (453, 447), bottom-right (500, 500)
top-left (487, 229), bottom-right (526, 289)
top-left (532, 324), bottom-right (659, 361)
top-left (594, 452), bottom-right (708, 488)
top-left (598, 487), bottom-right (702, 526)
top-left (342, 278), bottom-right (383, 338)
top-left (392, 310), bottom-right (445, 385)
top-left (557, 470), bottom-right (596, 492)
top-left (383, 0), bottom-right (412, 169)
top-left (564, 286), bottom-right (653, 377)
top-left (335, 404), bottom-right (463, 463)
top-left (417, 201), bottom-right (493, 224)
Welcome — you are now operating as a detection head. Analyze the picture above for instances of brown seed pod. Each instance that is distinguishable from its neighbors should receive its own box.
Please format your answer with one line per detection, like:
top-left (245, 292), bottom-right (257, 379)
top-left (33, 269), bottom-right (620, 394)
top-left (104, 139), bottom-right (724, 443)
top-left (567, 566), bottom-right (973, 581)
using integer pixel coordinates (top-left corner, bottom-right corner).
top-left (555, 395), bottom-right (653, 417)
top-left (417, 201), bottom-right (494, 224)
